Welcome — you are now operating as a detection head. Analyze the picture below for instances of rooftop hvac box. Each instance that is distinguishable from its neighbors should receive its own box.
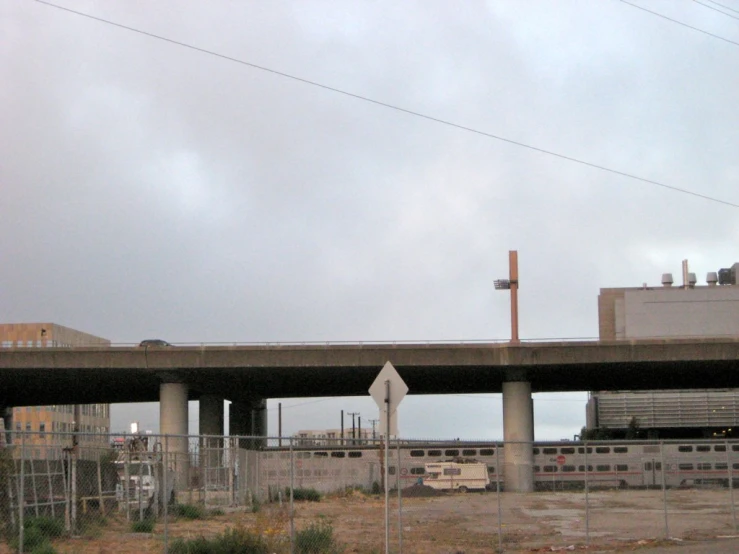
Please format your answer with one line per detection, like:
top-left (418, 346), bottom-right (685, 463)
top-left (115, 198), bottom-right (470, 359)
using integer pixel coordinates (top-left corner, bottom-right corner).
top-left (718, 267), bottom-right (734, 285)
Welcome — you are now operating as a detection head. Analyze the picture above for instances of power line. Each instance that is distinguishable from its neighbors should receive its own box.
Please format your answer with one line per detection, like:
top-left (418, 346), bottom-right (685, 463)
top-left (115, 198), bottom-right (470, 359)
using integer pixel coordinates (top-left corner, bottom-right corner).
top-left (620, 0), bottom-right (739, 47)
top-left (265, 397), bottom-right (336, 412)
top-left (451, 394), bottom-right (586, 402)
top-left (694, 0), bottom-right (739, 21)
top-left (705, 0), bottom-right (739, 15)
top-left (36, 0), bottom-right (739, 209)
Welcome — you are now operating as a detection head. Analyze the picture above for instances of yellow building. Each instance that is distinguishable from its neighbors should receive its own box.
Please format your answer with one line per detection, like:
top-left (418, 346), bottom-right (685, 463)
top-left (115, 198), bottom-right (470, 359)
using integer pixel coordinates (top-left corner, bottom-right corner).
top-left (0, 323), bottom-right (111, 455)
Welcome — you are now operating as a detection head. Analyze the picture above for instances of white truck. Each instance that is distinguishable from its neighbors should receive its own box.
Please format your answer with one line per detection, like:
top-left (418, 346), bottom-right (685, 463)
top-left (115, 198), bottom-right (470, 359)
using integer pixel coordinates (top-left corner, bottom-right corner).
top-left (423, 461), bottom-right (490, 492)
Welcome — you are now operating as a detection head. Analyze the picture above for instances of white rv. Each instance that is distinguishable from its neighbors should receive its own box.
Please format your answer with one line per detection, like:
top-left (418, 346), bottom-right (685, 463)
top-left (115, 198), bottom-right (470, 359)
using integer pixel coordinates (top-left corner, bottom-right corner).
top-left (423, 461), bottom-right (490, 492)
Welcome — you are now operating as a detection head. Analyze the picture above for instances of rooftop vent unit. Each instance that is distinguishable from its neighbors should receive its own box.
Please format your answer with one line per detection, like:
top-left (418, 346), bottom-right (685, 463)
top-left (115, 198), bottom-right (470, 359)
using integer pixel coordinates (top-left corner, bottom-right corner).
top-left (707, 272), bottom-right (718, 286)
top-left (688, 273), bottom-right (697, 288)
top-left (661, 273), bottom-right (673, 287)
top-left (718, 268), bottom-right (734, 285)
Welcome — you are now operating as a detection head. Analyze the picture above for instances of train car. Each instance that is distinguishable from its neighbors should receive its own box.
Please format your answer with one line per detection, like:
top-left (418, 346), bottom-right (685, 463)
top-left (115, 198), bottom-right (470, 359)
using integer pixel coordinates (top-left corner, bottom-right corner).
top-left (255, 439), bottom-right (739, 497)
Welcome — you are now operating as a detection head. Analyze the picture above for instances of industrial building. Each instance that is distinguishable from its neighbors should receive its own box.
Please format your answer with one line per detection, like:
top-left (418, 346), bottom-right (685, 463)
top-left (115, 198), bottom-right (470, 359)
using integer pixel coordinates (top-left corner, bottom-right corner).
top-left (293, 428), bottom-right (376, 446)
top-left (0, 323), bottom-right (111, 454)
top-left (587, 262), bottom-right (739, 438)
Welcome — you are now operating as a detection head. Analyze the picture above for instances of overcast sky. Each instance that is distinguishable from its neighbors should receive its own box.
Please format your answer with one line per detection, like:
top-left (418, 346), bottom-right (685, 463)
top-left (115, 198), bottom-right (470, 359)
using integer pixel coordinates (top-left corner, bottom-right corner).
top-left (2, 0), bottom-right (739, 440)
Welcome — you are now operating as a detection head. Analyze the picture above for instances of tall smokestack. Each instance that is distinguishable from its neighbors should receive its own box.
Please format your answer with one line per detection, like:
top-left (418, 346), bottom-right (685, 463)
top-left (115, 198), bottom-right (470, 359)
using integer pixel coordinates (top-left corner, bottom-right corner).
top-left (682, 259), bottom-right (689, 289)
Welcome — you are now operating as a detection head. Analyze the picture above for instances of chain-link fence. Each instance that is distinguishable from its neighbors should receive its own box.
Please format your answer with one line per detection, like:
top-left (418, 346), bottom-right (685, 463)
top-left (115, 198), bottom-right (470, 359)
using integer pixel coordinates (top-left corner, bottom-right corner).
top-left (3, 432), bottom-right (739, 552)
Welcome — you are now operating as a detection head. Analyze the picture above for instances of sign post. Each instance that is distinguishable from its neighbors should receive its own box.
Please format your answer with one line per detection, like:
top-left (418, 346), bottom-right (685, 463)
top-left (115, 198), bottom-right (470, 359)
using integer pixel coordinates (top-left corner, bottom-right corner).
top-left (384, 379), bottom-right (390, 552)
top-left (369, 361), bottom-right (408, 554)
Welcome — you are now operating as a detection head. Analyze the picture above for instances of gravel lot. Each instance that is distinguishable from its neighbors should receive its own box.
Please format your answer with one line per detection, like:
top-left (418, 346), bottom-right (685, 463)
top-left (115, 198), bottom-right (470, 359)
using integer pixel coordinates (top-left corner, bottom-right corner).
top-left (2, 488), bottom-right (739, 553)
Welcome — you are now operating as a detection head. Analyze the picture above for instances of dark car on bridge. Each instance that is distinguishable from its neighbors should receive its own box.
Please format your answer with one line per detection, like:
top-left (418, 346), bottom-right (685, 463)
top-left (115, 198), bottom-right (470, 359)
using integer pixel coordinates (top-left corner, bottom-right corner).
top-left (138, 339), bottom-right (171, 347)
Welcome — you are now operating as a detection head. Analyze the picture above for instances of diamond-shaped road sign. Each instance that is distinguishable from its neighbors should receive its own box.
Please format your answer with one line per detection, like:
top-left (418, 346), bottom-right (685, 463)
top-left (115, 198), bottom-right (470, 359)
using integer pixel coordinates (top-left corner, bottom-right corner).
top-left (369, 361), bottom-right (408, 437)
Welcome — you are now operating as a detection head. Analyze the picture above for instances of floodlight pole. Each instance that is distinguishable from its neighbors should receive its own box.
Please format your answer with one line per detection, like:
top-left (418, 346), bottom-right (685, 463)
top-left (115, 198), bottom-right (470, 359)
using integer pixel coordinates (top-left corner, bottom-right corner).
top-left (509, 250), bottom-right (520, 345)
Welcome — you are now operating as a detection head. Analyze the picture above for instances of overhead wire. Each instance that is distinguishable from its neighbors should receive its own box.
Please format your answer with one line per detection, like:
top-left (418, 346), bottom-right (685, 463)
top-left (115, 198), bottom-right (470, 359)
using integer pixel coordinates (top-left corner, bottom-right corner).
top-left (35, 0), bottom-right (739, 209)
top-left (451, 394), bottom-right (586, 402)
top-left (694, 0), bottom-right (739, 21)
top-left (705, 0), bottom-right (739, 15)
top-left (264, 398), bottom-right (339, 412)
top-left (620, 0), bottom-right (739, 46)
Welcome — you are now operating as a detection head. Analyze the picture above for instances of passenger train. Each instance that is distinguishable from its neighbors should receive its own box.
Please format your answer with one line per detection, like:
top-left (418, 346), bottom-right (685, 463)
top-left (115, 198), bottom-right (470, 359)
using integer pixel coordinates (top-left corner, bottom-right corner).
top-left (256, 440), bottom-right (739, 493)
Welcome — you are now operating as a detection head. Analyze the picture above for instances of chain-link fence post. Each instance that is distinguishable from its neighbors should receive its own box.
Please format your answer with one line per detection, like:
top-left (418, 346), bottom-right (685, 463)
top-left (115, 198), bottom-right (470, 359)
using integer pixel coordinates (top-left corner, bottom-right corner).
top-left (124, 446), bottom-right (130, 521)
top-left (584, 440), bottom-right (590, 548)
top-left (71, 445), bottom-right (77, 534)
top-left (397, 438), bottom-right (402, 554)
top-left (45, 457), bottom-right (54, 520)
top-left (289, 437), bottom-right (295, 554)
top-left (660, 440), bottom-right (669, 539)
top-left (727, 440), bottom-right (736, 531)
top-left (63, 447), bottom-right (70, 534)
top-left (19, 432), bottom-right (25, 554)
top-left (163, 434), bottom-right (169, 554)
top-left (0, 435), bottom-right (15, 535)
top-left (137, 456), bottom-right (144, 522)
top-left (495, 443), bottom-right (502, 553)
top-left (96, 450), bottom-right (104, 517)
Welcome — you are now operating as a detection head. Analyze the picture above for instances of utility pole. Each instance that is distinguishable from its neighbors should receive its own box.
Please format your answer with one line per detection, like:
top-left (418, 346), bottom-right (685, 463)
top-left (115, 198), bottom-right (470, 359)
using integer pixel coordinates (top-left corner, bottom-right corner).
top-left (368, 419), bottom-right (379, 440)
top-left (348, 412), bottom-right (359, 445)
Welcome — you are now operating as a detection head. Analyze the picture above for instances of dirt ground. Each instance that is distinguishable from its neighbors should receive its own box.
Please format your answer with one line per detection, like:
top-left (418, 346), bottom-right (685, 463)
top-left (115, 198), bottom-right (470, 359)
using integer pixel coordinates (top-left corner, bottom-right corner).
top-left (3, 488), bottom-right (739, 553)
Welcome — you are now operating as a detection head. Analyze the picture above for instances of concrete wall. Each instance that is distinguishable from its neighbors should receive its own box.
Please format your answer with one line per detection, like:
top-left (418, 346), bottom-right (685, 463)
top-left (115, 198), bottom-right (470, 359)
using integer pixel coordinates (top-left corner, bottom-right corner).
top-left (623, 287), bottom-right (739, 339)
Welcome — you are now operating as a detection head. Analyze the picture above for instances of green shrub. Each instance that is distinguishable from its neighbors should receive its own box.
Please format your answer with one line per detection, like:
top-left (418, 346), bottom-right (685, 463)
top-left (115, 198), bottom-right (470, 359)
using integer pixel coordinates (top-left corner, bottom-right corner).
top-left (296, 520), bottom-right (340, 554)
top-left (169, 536), bottom-right (211, 554)
top-left (289, 487), bottom-right (322, 502)
top-left (209, 508), bottom-right (225, 517)
top-left (370, 481), bottom-right (381, 495)
top-left (30, 543), bottom-right (58, 554)
top-left (78, 513), bottom-right (107, 538)
top-left (173, 503), bottom-right (206, 520)
top-left (131, 518), bottom-right (155, 533)
top-left (10, 526), bottom-right (47, 552)
top-left (251, 498), bottom-right (261, 513)
top-left (25, 517), bottom-right (65, 539)
top-left (169, 526), bottom-right (270, 554)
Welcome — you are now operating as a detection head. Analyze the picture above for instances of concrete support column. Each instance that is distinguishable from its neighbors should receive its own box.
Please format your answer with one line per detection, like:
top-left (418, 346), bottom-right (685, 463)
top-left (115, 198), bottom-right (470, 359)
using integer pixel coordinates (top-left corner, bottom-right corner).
top-left (229, 400), bottom-right (251, 449)
top-left (199, 395), bottom-right (224, 436)
top-left (160, 382), bottom-right (189, 491)
top-left (199, 395), bottom-right (224, 477)
top-left (502, 381), bottom-right (534, 493)
top-left (229, 398), bottom-right (267, 449)
top-left (251, 398), bottom-right (267, 448)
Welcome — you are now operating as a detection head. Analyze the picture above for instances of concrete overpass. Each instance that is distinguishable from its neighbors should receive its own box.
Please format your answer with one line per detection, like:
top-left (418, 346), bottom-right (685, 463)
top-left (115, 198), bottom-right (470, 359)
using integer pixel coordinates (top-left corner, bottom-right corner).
top-left (2, 338), bottom-right (739, 492)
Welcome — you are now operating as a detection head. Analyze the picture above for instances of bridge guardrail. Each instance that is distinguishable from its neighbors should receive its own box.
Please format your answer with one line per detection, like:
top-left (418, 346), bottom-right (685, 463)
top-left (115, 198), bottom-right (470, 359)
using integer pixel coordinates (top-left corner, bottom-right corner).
top-left (0, 337), bottom-right (602, 349)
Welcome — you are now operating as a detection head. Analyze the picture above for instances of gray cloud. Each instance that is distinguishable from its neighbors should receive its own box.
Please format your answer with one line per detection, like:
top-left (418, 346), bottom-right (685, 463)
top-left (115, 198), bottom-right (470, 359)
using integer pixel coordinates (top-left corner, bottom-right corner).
top-left (3, 0), bottom-right (738, 440)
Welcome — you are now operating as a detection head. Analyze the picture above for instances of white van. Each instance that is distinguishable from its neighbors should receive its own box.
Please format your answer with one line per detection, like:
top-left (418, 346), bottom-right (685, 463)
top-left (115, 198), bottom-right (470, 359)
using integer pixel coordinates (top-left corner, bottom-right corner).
top-left (423, 462), bottom-right (490, 492)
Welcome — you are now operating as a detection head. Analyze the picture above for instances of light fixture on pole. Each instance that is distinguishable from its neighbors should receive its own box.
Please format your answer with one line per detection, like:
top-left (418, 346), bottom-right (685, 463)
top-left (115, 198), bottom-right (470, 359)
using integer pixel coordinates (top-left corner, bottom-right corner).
top-left (495, 250), bottom-right (520, 344)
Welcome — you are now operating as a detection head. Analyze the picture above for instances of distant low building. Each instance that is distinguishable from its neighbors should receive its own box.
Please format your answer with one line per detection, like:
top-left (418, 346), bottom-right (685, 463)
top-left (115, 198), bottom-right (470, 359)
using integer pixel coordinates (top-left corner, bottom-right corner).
top-left (293, 428), bottom-right (377, 446)
top-left (0, 323), bottom-right (111, 456)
